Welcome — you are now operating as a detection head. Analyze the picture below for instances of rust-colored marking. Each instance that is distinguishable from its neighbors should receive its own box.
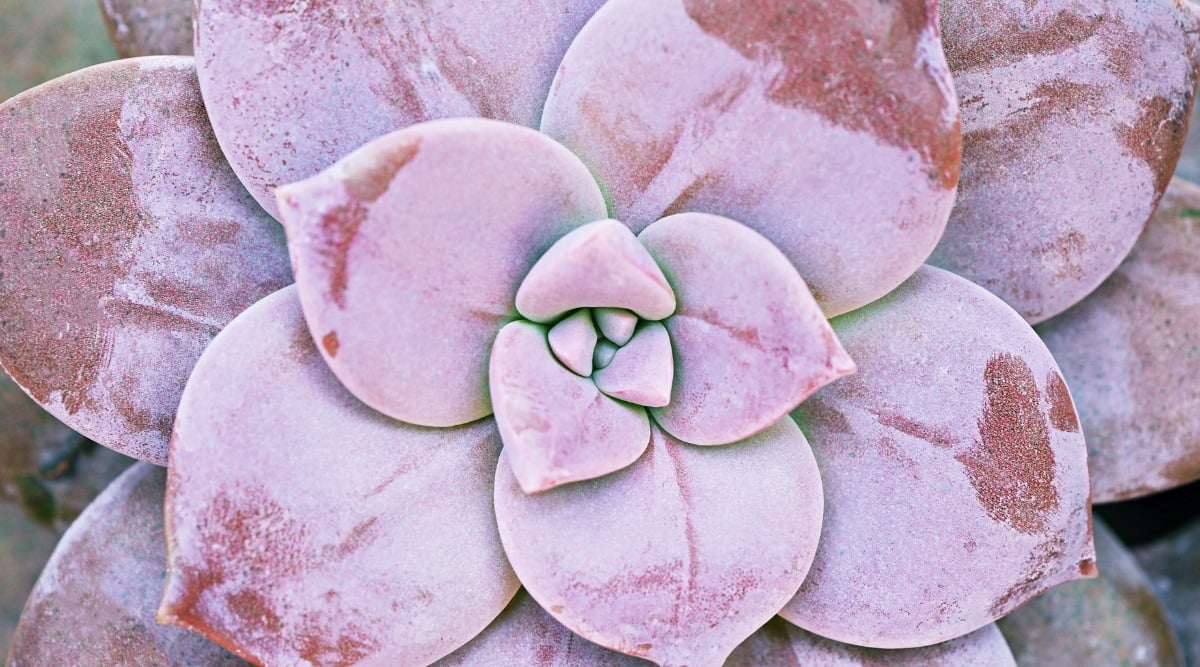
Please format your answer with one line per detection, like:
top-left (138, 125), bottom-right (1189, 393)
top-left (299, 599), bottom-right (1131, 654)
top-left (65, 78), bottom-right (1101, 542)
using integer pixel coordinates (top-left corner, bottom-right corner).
top-left (875, 411), bottom-right (957, 448)
top-left (1046, 370), bottom-right (1080, 432)
top-left (321, 331), bottom-right (340, 358)
top-left (945, 11), bottom-right (1104, 72)
top-left (316, 201), bottom-right (367, 310)
top-left (1120, 95), bottom-right (1188, 195)
top-left (342, 139), bottom-right (420, 203)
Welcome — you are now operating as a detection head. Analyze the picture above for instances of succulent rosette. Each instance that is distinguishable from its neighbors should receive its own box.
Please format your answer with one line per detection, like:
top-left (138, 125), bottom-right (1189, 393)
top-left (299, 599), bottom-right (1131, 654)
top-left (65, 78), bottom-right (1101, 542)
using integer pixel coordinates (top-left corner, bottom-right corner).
top-left (3, 0), bottom-right (1200, 665)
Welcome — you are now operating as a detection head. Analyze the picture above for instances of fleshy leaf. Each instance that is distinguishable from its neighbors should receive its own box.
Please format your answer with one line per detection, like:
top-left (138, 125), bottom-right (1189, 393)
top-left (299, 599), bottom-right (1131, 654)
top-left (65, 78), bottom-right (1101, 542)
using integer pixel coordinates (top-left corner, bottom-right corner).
top-left (1037, 178), bottom-right (1200, 501)
top-left (594, 308), bottom-right (640, 346)
top-left (541, 0), bottom-right (961, 316)
top-left (548, 309), bottom-right (598, 377)
top-left (9, 463), bottom-right (248, 666)
top-left (782, 266), bottom-right (1095, 648)
top-left (99, 0), bottom-right (194, 57)
top-left (161, 286), bottom-right (518, 666)
top-left (999, 520), bottom-right (1183, 666)
top-left (727, 619), bottom-right (1015, 666)
top-left (1136, 517), bottom-right (1200, 665)
top-left (0, 57), bottom-right (292, 464)
top-left (277, 118), bottom-right (607, 428)
top-left (490, 321), bottom-right (650, 494)
top-left (933, 0), bottom-right (1200, 323)
top-left (594, 339), bottom-right (620, 370)
top-left (515, 220), bottom-right (676, 323)
top-left (593, 322), bottom-right (674, 408)
top-left (495, 419), bottom-right (824, 667)
top-left (195, 0), bottom-right (606, 218)
top-left (435, 590), bottom-right (653, 666)
top-left (640, 212), bottom-right (854, 446)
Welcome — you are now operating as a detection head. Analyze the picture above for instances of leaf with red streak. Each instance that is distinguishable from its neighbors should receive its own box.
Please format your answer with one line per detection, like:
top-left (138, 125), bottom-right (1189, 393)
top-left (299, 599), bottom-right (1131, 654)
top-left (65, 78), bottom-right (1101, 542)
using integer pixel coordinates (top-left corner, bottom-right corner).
top-left (0, 57), bottom-right (292, 465)
top-left (541, 0), bottom-right (961, 316)
top-left (194, 0), bottom-right (606, 218)
top-left (727, 618), bottom-right (1015, 666)
top-left (99, 0), bottom-right (194, 57)
top-left (495, 419), bottom-right (824, 667)
top-left (276, 118), bottom-right (607, 428)
top-left (932, 0), bottom-right (1200, 323)
top-left (8, 463), bottom-right (248, 666)
top-left (782, 266), bottom-right (1094, 648)
top-left (161, 286), bottom-right (518, 666)
top-left (640, 213), bottom-right (854, 446)
top-left (1037, 178), bottom-right (1200, 501)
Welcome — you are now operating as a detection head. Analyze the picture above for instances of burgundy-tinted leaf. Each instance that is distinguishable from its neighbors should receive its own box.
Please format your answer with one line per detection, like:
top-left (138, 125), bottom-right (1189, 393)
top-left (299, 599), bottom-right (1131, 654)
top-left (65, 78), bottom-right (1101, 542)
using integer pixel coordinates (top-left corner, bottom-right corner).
top-left (98, 0), bottom-right (194, 57)
top-left (783, 266), bottom-right (1094, 648)
top-left (161, 286), bottom-right (517, 666)
top-left (195, 0), bottom-right (606, 218)
top-left (1135, 517), bottom-right (1200, 666)
top-left (495, 419), bottom-right (823, 667)
top-left (277, 118), bottom-right (607, 428)
top-left (998, 520), bottom-right (1183, 667)
top-left (542, 0), bottom-right (961, 316)
top-left (1037, 178), bottom-right (1200, 501)
top-left (8, 463), bottom-right (248, 666)
top-left (933, 0), bottom-right (1200, 323)
top-left (727, 618), bottom-right (1015, 666)
top-left (0, 57), bottom-right (291, 465)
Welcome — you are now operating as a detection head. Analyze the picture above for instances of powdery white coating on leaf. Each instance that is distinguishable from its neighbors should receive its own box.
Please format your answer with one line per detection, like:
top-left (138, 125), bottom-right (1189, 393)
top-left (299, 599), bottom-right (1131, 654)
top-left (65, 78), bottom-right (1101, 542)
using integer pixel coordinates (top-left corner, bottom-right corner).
top-left (783, 266), bottom-right (1094, 649)
top-left (194, 0), bottom-right (606, 218)
top-left (640, 212), bottom-right (854, 446)
top-left (161, 286), bottom-right (518, 667)
top-left (1135, 517), bottom-right (1200, 667)
top-left (277, 118), bottom-right (608, 428)
top-left (8, 463), bottom-right (248, 667)
top-left (1037, 178), bottom-right (1200, 501)
top-left (495, 419), bottom-right (824, 667)
top-left (594, 308), bottom-right (639, 347)
top-left (933, 0), bottom-right (1200, 323)
top-left (548, 309), bottom-right (599, 377)
top-left (516, 220), bottom-right (676, 323)
top-left (0, 57), bottom-right (292, 465)
top-left (490, 321), bottom-right (650, 494)
top-left (593, 321), bottom-right (674, 408)
top-left (434, 590), bottom-right (653, 666)
top-left (98, 0), bottom-right (194, 57)
top-left (998, 520), bottom-right (1183, 667)
top-left (726, 618), bottom-right (1015, 666)
top-left (541, 0), bottom-right (961, 317)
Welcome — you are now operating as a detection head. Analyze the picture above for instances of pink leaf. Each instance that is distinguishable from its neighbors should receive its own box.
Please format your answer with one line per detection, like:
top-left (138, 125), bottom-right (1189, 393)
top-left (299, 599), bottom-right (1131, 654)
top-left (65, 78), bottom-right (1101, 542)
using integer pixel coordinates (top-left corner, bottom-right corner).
top-left (782, 266), bottom-right (1095, 648)
top-left (277, 118), bottom-right (607, 428)
top-left (161, 286), bottom-right (518, 666)
top-left (495, 419), bottom-right (824, 667)
top-left (548, 309), bottom-right (599, 377)
top-left (932, 0), bottom-right (1200, 323)
top-left (194, 0), bottom-right (606, 218)
top-left (640, 212), bottom-right (854, 446)
top-left (541, 0), bottom-right (961, 316)
top-left (99, 0), bottom-right (194, 57)
top-left (0, 57), bottom-right (292, 465)
top-left (593, 321), bottom-right (674, 408)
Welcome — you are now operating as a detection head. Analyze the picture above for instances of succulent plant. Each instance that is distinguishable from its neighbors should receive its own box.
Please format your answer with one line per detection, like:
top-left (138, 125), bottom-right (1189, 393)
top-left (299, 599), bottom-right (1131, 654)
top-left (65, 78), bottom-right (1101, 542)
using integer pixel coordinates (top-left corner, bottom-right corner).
top-left (3, 0), bottom-right (1200, 666)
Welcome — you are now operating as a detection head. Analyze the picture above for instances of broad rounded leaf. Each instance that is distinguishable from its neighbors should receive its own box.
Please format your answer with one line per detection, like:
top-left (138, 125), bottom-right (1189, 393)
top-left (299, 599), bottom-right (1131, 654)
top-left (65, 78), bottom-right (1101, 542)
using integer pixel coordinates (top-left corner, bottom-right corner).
top-left (542, 0), bottom-right (961, 316)
top-left (490, 321), bottom-right (651, 494)
top-left (0, 57), bottom-right (292, 464)
top-left (727, 619), bottom-right (1015, 666)
top-left (999, 520), bottom-right (1183, 667)
top-left (933, 0), bottom-right (1200, 323)
top-left (277, 118), bottom-right (607, 427)
top-left (9, 463), bottom-right (247, 666)
top-left (782, 266), bottom-right (1095, 648)
top-left (99, 0), bottom-right (194, 57)
top-left (195, 0), bottom-right (606, 218)
top-left (495, 419), bottom-right (824, 667)
top-left (1136, 517), bottom-right (1200, 666)
top-left (161, 286), bottom-right (517, 666)
top-left (1037, 178), bottom-right (1200, 501)
top-left (436, 590), bottom-right (653, 666)
top-left (641, 213), bottom-right (854, 446)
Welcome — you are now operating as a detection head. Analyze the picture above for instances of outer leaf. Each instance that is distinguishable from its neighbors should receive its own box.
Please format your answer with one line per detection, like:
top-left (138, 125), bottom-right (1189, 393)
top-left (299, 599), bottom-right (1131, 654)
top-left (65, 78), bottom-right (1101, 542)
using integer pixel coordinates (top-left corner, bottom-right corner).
top-left (495, 419), bottom-right (824, 667)
top-left (194, 0), bottom-right (606, 218)
top-left (1136, 517), bottom-right (1200, 666)
top-left (161, 286), bottom-right (518, 666)
top-left (640, 213), bottom-right (854, 446)
top-left (727, 619), bottom-right (1015, 667)
top-left (0, 57), bottom-right (292, 465)
top-left (999, 520), bottom-right (1183, 667)
top-left (541, 0), bottom-right (961, 316)
top-left (933, 0), bottom-right (1200, 323)
top-left (98, 0), bottom-right (194, 57)
top-left (782, 266), bottom-right (1095, 648)
top-left (8, 463), bottom-right (247, 666)
top-left (1037, 178), bottom-right (1200, 501)
top-left (277, 118), bottom-right (607, 428)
